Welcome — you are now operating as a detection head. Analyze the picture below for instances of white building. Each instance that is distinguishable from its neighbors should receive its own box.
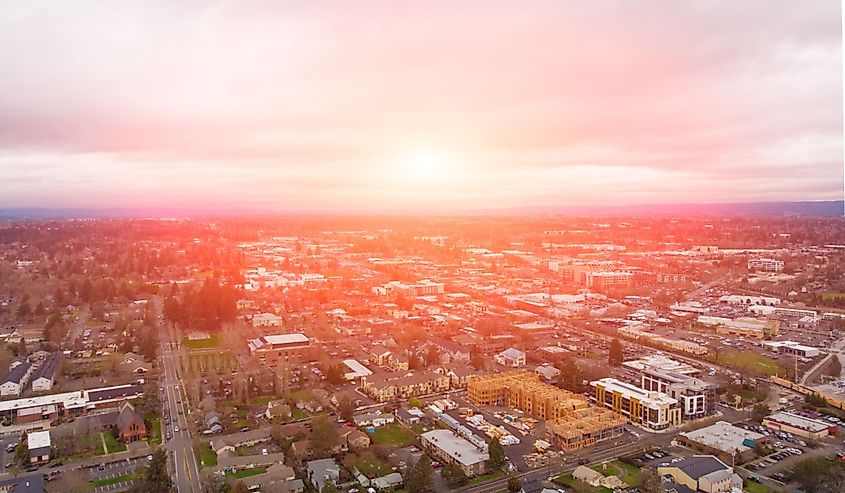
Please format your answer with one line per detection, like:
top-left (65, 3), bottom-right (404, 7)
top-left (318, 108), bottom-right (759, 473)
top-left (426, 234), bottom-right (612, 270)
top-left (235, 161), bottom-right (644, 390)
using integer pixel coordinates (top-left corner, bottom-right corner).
top-left (762, 341), bottom-right (820, 358)
top-left (251, 313), bottom-right (283, 327)
top-left (495, 348), bottom-right (526, 367)
top-left (591, 378), bottom-right (681, 431)
top-left (747, 258), bottom-right (784, 272)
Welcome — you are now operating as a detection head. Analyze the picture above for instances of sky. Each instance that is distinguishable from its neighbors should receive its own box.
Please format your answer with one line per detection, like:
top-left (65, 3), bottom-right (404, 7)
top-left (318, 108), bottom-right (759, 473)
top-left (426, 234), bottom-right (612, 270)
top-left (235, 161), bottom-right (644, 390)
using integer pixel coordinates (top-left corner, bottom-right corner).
top-left (0, 1), bottom-right (842, 212)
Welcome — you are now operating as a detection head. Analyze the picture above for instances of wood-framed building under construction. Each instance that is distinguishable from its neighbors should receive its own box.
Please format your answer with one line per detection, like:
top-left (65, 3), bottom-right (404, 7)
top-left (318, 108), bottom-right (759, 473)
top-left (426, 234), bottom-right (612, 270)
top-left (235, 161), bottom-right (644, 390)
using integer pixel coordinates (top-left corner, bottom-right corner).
top-left (467, 370), bottom-right (626, 451)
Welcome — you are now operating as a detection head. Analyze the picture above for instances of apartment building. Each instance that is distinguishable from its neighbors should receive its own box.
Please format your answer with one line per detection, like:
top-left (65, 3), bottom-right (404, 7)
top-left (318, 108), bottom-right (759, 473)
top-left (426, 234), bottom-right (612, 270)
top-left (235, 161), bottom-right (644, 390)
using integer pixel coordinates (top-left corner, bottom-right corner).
top-left (247, 334), bottom-right (312, 364)
top-left (640, 368), bottom-right (716, 420)
top-left (360, 371), bottom-right (450, 403)
top-left (591, 378), bottom-right (681, 431)
top-left (467, 371), bottom-right (625, 450)
top-left (420, 430), bottom-right (488, 477)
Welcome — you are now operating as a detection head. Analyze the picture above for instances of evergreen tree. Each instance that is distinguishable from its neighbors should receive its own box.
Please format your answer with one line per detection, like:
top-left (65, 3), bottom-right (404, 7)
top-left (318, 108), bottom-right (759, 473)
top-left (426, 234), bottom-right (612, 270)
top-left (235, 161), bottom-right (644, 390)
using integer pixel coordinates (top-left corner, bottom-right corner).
top-left (488, 437), bottom-right (506, 470)
top-left (507, 474), bottom-right (522, 493)
top-left (609, 338), bottom-right (624, 366)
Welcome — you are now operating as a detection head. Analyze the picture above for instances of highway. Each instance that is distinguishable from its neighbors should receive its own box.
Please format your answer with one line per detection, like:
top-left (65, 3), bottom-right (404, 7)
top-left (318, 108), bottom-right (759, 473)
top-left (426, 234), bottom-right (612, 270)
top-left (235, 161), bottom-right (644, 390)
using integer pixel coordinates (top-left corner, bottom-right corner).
top-left (161, 324), bottom-right (202, 493)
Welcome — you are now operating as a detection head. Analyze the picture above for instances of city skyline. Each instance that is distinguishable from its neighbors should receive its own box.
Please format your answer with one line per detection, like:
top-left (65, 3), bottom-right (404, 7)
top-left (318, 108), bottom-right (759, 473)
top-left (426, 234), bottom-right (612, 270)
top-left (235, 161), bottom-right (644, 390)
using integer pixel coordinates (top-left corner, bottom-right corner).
top-left (0, 1), bottom-right (842, 212)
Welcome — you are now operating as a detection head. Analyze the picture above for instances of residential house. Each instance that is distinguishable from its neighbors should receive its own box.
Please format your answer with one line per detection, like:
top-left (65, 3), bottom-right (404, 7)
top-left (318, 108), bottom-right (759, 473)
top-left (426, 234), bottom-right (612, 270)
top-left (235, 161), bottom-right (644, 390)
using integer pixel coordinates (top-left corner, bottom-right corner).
top-left (1, 362), bottom-right (33, 397)
top-left (353, 412), bottom-right (395, 428)
top-left (265, 400), bottom-right (292, 422)
top-left (31, 353), bottom-right (61, 392)
top-left (306, 458), bottom-right (340, 492)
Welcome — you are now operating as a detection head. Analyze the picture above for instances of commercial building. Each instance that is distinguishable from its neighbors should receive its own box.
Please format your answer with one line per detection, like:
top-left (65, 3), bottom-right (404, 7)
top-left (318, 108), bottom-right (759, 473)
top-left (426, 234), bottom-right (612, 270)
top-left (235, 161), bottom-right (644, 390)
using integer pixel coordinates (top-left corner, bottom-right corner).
top-left (762, 411), bottom-right (835, 440)
top-left (467, 371), bottom-right (625, 451)
top-left (0, 383), bottom-right (143, 423)
top-left (696, 316), bottom-right (779, 339)
top-left (747, 258), bottom-right (784, 272)
top-left (719, 295), bottom-right (781, 306)
top-left (657, 455), bottom-right (742, 493)
top-left (247, 334), bottom-right (311, 364)
top-left (251, 312), bottom-right (283, 327)
top-left (27, 430), bottom-right (51, 464)
top-left (584, 271), bottom-right (634, 290)
top-left (591, 378), bottom-right (681, 431)
top-left (640, 368), bottom-right (716, 420)
top-left (762, 341), bottom-right (820, 358)
top-left (420, 430), bottom-right (488, 477)
top-left (623, 355), bottom-right (700, 376)
top-left (676, 421), bottom-right (764, 465)
top-left (388, 280), bottom-right (445, 298)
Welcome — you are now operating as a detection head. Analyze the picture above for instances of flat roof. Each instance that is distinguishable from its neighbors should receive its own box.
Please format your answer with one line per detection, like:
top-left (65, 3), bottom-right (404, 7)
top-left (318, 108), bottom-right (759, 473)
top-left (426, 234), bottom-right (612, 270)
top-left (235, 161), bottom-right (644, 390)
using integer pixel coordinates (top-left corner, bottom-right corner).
top-left (680, 421), bottom-right (763, 454)
top-left (421, 429), bottom-right (489, 466)
top-left (765, 412), bottom-right (831, 433)
top-left (592, 378), bottom-right (677, 407)
top-left (27, 430), bottom-right (50, 449)
top-left (262, 334), bottom-right (309, 345)
top-left (343, 359), bottom-right (373, 377)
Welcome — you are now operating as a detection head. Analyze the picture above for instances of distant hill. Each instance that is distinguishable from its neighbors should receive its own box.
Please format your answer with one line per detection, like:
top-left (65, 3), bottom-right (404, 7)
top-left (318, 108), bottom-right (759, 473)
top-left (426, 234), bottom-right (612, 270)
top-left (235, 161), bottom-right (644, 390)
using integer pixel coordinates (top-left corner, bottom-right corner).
top-left (0, 200), bottom-right (841, 219)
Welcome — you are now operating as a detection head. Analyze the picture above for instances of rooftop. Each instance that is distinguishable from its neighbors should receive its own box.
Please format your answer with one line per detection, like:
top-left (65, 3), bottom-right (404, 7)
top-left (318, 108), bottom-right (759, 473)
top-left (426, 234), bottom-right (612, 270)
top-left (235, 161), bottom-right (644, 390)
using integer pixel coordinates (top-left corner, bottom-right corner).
top-left (27, 430), bottom-right (51, 450)
top-left (680, 421), bottom-right (763, 454)
top-left (421, 429), bottom-right (489, 466)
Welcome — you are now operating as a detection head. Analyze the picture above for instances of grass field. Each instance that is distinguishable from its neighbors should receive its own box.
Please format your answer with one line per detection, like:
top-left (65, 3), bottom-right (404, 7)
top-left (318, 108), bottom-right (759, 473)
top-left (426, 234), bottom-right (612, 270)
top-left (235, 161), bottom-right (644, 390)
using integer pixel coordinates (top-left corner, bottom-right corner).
top-left (184, 334), bottom-right (220, 350)
top-left (743, 481), bottom-right (772, 493)
top-left (291, 408), bottom-right (308, 421)
top-left (102, 431), bottom-right (127, 454)
top-left (147, 416), bottom-right (162, 445)
top-left (196, 442), bottom-right (217, 468)
top-left (250, 396), bottom-right (275, 406)
top-left (592, 462), bottom-right (622, 477)
top-left (226, 467), bottom-right (266, 479)
top-left (368, 424), bottom-right (416, 446)
top-left (91, 473), bottom-right (141, 487)
top-left (468, 470), bottom-right (504, 485)
top-left (716, 349), bottom-right (783, 375)
top-left (344, 451), bottom-right (392, 478)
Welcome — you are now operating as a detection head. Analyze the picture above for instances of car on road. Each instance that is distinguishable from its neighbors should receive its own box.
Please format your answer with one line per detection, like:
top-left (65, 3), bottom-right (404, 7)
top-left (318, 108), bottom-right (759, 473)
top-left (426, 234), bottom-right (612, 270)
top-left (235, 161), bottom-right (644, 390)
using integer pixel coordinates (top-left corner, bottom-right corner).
top-left (147, 455), bottom-right (153, 461)
top-left (174, 426), bottom-right (180, 432)
top-left (5, 443), bottom-right (16, 453)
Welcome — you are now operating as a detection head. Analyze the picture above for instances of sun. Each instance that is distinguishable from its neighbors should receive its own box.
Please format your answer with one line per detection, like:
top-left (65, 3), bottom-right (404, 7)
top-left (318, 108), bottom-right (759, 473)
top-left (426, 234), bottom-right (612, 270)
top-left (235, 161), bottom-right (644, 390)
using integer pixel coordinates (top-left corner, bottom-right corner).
top-left (400, 149), bottom-right (453, 183)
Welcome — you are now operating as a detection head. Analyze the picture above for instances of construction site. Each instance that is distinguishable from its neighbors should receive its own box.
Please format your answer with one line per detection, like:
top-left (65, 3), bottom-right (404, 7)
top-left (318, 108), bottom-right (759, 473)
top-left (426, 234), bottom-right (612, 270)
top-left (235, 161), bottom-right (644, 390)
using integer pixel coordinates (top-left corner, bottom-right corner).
top-left (467, 370), bottom-right (627, 451)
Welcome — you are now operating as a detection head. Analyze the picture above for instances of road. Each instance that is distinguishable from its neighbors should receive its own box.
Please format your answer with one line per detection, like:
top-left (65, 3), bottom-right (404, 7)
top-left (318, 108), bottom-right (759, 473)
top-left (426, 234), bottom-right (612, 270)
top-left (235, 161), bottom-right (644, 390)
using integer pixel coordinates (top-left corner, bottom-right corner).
top-left (161, 336), bottom-right (202, 493)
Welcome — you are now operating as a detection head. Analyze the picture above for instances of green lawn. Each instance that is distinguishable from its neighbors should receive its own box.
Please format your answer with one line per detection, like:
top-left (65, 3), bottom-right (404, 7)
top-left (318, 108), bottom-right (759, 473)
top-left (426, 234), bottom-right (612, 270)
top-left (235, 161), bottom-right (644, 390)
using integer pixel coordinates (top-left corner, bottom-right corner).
top-left (716, 349), bottom-right (783, 376)
top-left (147, 416), bottom-right (162, 445)
top-left (744, 481), bottom-right (772, 493)
top-left (291, 408), bottom-right (308, 421)
top-left (250, 396), bottom-right (275, 406)
top-left (554, 474), bottom-right (613, 493)
top-left (611, 460), bottom-right (642, 484)
top-left (592, 462), bottom-right (621, 478)
top-left (91, 473), bottom-right (141, 487)
top-left (102, 431), bottom-right (127, 454)
top-left (344, 452), bottom-right (392, 478)
top-left (226, 467), bottom-right (266, 479)
top-left (196, 442), bottom-right (217, 468)
top-left (368, 424), bottom-right (416, 446)
top-left (183, 334), bottom-right (220, 350)
top-left (288, 389), bottom-right (313, 401)
top-left (233, 418), bottom-right (249, 428)
top-left (468, 470), bottom-right (504, 485)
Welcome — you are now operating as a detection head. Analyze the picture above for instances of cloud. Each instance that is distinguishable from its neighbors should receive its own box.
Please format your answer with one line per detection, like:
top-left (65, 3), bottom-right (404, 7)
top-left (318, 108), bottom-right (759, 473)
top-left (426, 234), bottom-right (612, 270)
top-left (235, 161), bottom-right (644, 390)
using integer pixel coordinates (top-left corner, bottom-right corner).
top-left (0, 0), bottom-right (841, 210)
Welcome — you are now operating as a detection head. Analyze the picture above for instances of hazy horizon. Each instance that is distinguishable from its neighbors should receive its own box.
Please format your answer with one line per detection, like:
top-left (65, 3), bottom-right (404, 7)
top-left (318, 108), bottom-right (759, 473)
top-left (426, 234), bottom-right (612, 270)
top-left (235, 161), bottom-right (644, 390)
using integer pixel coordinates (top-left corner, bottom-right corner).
top-left (1, 1), bottom-right (843, 211)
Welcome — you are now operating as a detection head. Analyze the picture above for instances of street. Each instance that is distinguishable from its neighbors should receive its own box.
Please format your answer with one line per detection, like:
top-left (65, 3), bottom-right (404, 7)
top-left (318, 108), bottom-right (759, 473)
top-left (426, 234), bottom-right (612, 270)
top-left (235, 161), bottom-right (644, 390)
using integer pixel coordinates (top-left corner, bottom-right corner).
top-left (162, 323), bottom-right (202, 493)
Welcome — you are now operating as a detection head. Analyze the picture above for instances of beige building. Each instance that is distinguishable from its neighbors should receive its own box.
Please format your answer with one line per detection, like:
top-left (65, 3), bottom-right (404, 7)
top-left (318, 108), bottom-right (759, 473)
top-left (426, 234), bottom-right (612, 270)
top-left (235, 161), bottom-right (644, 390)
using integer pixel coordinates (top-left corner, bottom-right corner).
top-left (361, 371), bottom-right (450, 403)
